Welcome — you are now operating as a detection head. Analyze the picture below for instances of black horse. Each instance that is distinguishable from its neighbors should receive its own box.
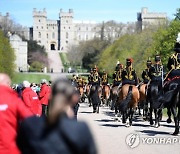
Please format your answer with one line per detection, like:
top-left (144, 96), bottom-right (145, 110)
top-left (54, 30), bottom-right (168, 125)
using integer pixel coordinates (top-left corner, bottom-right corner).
top-left (90, 85), bottom-right (102, 113)
top-left (147, 80), bottom-right (163, 128)
top-left (158, 78), bottom-right (180, 135)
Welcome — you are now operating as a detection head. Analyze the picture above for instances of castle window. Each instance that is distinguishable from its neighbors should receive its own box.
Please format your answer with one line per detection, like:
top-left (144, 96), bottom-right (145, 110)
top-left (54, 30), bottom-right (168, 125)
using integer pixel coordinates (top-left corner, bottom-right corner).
top-left (79, 27), bottom-right (81, 30)
top-left (39, 19), bottom-right (41, 22)
top-left (66, 20), bottom-right (68, 23)
top-left (53, 27), bottom-right (54, 29)
top-left (69, 27), bottom-right (70, 29)
top-left (47, 33), bottom-right (48, 38)
top-left (66, 41), bottom-right (68, 44)
top-left (52, 32), bottom-right (55, 39)
top-left (86, 34), bottom-right (88, 40)
top-left (38, 32), bottom-right (41, 38)
top-left (47, 27), bottom-right (48, 29)
top-left (86, 27), bottom-right (88, 31)
top-left (64, 27), bottom-right (65, 29)
top-left (66, 32), bottom-right (68, 39)
top-left (36, 26), bottom-right (38, 29)
top-left (42, 26), bottom-right (43, 29)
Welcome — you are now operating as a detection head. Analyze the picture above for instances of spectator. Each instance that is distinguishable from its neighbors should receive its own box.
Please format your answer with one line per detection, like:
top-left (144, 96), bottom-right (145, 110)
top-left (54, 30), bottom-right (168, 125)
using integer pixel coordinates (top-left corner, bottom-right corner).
top-left (22, 81), bottom-right (42, 116)
top-left (17, 78), bottom-right (97, 154)
top-left (0, 73), bottom-right (32, 154)
top-left (39, 79), bottom-right (51, 115)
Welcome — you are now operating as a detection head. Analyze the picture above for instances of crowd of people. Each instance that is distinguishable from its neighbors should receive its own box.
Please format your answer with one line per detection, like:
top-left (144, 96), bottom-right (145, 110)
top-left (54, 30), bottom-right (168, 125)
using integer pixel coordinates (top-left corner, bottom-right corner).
top-left (0, 75), bottom-right (97, 154)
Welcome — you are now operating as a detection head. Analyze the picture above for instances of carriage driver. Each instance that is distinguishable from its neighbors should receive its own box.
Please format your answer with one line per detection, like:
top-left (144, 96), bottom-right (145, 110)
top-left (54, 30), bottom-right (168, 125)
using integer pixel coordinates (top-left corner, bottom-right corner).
top-left (122, 58), bottom-right (138, 86)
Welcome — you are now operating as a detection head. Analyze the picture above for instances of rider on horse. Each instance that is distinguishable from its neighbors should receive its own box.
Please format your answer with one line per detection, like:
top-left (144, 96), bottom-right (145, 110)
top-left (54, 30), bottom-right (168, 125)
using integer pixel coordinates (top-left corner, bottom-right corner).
top-left (101, 70), bottom-right (108, 85)
top-left (113, 61), bottom-right (123, 87)
top-left (142, 59), bottom-right (152, 84)
top-left (91, 66), bottom-right (100, 86)
top-left (122, 58), bottom-right (138, 86)
top-left (165, 33), bottom-right (180, 82)
top-left (148, 55), bottom-right (163, 89)
top-left (88, 68), bottom-right (93, 85)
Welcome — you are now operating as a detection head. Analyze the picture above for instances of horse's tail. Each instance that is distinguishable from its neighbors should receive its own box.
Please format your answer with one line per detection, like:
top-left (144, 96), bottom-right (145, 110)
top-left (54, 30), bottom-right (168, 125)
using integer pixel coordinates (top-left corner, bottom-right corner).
top-left (159, 85), bottom-right (180, 108)
top-left (119, 86), bottom-right (133, 112)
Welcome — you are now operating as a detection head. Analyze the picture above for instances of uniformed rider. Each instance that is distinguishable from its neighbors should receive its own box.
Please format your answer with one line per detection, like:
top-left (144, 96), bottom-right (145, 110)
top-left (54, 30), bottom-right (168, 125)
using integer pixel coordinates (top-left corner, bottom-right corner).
top-left (122, 58), bottom-right (138, 86)
top-left (142, 59), bottom-right (152, 84)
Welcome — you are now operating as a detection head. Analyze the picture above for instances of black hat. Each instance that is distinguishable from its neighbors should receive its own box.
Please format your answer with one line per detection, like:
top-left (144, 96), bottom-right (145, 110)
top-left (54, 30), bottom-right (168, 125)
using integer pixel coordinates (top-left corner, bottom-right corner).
top-left (155, 55), bottom-right (161, 62)
top-left (174, 42), bottom-right (180, 53)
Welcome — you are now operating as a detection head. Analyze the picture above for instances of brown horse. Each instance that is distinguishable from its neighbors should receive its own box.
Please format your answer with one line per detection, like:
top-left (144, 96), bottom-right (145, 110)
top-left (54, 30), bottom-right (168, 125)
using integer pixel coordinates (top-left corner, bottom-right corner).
top-left (118, 84), bottom-right (140, 126)
top-left (85, 84), bottom-right (91, 106)
top-left (102, 85), bottom-right (110, 106)
top-left (139, 84), bottom-right (149, 119)
top-left (79, 86), bottom-right (85, 103)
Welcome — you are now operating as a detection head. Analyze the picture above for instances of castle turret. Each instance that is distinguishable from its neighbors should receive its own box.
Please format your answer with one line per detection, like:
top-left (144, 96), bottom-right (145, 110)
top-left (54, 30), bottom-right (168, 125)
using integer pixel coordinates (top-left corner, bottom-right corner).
top-left (33, 8), bottom-right (47, 46)
top-left (59, 9), bottom-right (74, 51)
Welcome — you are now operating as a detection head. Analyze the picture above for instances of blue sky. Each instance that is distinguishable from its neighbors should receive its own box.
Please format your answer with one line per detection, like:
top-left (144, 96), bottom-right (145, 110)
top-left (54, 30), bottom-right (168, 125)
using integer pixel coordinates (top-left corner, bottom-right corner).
top-left (0, 0), bottom-right (179, 27)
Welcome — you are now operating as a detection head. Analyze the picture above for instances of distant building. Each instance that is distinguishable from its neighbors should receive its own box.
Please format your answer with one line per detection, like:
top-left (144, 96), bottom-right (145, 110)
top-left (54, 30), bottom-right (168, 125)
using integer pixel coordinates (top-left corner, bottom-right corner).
top-left (137, 7), bottom-right (167, 31)
top-left (9, 34), bottom-right (28, 72)
top-left (31, 9), bottom-right (128, 52)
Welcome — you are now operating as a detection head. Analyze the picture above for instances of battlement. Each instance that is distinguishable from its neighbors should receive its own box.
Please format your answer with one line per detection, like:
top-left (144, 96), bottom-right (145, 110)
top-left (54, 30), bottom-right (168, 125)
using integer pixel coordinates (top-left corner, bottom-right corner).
top-left (33, 8), bottom-right (47, 18)
top-left (59, 9), bottom-right (73, 18)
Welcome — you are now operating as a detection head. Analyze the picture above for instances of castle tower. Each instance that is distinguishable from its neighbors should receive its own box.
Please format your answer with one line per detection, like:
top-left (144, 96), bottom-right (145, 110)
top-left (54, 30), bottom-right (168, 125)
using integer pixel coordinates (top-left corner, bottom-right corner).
top-left (33, 8), bottom-right (47, 48)
top-left (59, 9), bottom-right (74, 51)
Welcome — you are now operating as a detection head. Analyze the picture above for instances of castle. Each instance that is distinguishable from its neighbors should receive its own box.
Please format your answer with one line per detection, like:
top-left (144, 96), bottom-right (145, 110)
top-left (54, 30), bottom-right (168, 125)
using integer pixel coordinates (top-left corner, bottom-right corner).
top-left (32, 8), bottom-right (100, 52)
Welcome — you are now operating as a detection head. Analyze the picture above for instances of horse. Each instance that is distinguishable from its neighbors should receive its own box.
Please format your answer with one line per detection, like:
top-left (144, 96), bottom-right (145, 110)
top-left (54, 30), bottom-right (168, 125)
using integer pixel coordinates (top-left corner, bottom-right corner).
top-left (85, 84), bottom-right (91, 106)
top-left (79, 86), bottom-right (85, 103)
top-left (138, 84), bottom-right (149, 120)
top-left (147, 80), bottom-right (163, 128)
top-left (90, 85), bottom-right (102, 113)
top-left (118, 84), bottom-right (140, 126)
top-left (102, 85), bottom-right (110, 106)
top-left (110, 86), bottom-right (120, 112)
top-left (158, 77), bottom-right (180, 135)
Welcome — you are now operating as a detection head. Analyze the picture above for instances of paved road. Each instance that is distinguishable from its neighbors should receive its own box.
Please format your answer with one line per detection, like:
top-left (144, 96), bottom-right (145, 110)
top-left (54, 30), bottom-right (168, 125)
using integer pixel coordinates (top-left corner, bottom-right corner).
top-left (78, 102), bottom-right (180, 154)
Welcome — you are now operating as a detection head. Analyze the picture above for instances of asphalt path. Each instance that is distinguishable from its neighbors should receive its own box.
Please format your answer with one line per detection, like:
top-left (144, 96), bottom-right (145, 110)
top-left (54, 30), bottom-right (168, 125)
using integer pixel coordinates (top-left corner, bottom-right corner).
top-left (78, 102), bottom-right (180, 154)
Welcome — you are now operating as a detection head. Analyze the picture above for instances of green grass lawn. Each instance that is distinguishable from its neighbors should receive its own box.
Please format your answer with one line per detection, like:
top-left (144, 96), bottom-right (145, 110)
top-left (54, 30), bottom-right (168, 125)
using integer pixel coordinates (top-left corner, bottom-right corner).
top-left (12, 73), bottom-right (50, 84)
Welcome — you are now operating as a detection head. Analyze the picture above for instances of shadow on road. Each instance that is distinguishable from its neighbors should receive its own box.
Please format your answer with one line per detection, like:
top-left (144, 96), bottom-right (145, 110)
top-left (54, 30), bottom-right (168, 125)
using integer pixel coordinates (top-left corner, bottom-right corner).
top-left (95, 119), bottom-right (115, 122)
top-left (100, 124), bottom-right (124, 127)
top-left (79, 111), bottom-right (92, 114)
top-left (133, 123), bottom-right (150, 127)
top-left (139, 130), bottom-right (170, 136)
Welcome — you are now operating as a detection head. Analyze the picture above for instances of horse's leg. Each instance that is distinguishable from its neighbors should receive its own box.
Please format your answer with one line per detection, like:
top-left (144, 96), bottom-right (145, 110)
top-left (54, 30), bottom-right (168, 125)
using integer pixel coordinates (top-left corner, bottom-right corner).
top-left (154, 109), bottom-right (160, 128)
top-left (122, 111), bottom-right (126, 124)
top-left (171, 106), bottom-right (179, 135)
top-left (167, 107), bottom-right (172, 123)
top-left (129, 108), bottom-right (134, 126)
top-left (149, 102), bottom-right (154, 125)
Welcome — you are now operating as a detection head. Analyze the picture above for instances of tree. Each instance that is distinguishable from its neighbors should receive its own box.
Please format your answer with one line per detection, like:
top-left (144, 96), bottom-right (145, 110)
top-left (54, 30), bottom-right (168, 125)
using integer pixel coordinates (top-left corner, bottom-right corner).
top-left (0, 30), bottom-right (15, 77)
top-left (27, 40), bottom-right (48, 66)
top-left (174, 8), bottom-right (180, 20)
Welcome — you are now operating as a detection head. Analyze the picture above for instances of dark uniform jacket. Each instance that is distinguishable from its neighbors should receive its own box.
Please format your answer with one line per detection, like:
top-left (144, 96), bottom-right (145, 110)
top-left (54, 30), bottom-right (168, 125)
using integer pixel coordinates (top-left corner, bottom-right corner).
top-left (142, 68), bottom-right (150, 84)
top-left (92, 72), bottom-right (100, 86)
top-left (167, 53), bottom-right (180, 70)
top-left (122, 67), bottom-right (138, 86)
top-left (17, 115), bottom-right (97, 154)
top-left (148, 64), bottom-right (163, 81)
top-left (101, 73), bottom-right (108, 84)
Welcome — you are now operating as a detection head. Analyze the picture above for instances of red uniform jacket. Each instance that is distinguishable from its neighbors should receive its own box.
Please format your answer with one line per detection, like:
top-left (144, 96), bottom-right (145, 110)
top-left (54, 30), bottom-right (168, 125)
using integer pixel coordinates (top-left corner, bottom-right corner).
top-left (0, 85), bottom-right (33, 154)
top-left (22, 87), bottom-right (42, 116)
top-left (39, 84), bottom-right (51, 105)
